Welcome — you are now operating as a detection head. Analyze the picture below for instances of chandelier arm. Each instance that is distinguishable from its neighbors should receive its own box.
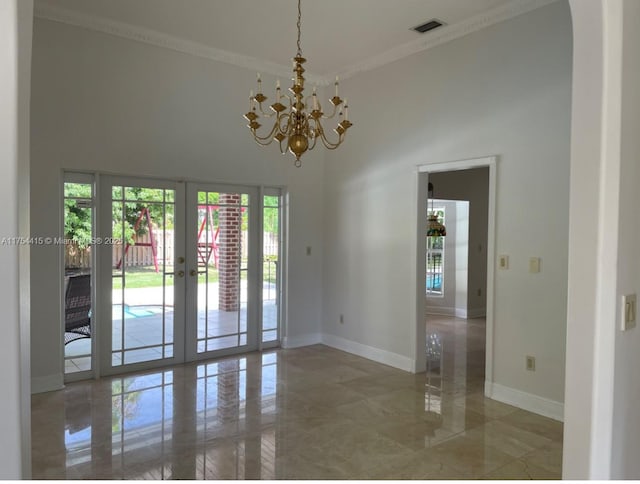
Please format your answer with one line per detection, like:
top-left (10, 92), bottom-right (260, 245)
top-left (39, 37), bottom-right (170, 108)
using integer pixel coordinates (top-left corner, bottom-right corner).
top-left (320, 102), bottom-right (341, 120)
top-left (307, 124), bottom-right (319, 151)
top-left (319, 138), bottom-right (343, 150)
top-left (317, 126), bottom-right (345, 150)
top-left (309, 135), bottom-right (318, 151)
top-left (280, 111), bottom-right (294, 134)
top-left (253, 102), bottom-right (277, 118)
top-left (251, 121), bottom-right (281, 144)
top-left (273, 111), bottom-right (291, 133)
top-left (279, 142), bottom-right (287, 155)
top-left (252, 134), bottom-right (277, 146)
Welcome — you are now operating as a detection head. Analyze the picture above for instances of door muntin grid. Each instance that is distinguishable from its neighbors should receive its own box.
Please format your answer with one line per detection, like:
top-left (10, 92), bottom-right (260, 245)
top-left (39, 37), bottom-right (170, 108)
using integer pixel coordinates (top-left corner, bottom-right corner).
top-left (111, 186), bottom-right (176, 367)
top-left (63, 179), bottom-right (94, 375)
top-left (195, 191), bottom-right (250, 354)
top-left (261, 193), bottom-right (281, 344)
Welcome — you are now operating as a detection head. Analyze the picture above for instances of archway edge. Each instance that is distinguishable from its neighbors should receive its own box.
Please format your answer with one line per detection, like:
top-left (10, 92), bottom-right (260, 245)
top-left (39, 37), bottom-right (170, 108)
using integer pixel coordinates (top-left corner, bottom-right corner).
top-left (564, 0), bottom-right (622, 479)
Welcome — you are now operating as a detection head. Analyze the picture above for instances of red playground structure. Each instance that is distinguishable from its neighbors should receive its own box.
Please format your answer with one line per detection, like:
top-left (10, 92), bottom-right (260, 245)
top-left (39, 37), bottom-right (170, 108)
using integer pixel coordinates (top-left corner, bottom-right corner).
top-left (116, 205), bottom-right (244, 272)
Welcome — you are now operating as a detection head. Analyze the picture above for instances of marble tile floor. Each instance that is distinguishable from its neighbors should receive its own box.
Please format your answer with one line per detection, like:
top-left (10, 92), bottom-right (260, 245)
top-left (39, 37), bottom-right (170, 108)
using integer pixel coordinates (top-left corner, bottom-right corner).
top-left (34, 316), bottom-right (563, 479)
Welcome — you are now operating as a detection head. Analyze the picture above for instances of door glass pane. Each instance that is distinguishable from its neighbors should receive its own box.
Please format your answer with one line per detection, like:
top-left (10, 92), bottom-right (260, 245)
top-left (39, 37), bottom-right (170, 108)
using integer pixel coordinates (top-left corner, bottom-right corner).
top-left (262, 195), bottom-right (281, 343)
top-left (426, 207), bottom-right (445, 296)
top-left (64, 182), bottom-right (93, 374)
top-left (196, 191), bottom-right (249, 353)
top-left (111, 186), bottom-right (175, 367)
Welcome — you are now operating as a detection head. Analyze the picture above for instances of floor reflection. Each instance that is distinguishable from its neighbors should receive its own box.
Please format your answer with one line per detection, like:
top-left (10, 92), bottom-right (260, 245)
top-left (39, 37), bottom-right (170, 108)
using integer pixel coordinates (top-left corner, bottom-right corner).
top-left (33, 325), bottom-right (563, 480)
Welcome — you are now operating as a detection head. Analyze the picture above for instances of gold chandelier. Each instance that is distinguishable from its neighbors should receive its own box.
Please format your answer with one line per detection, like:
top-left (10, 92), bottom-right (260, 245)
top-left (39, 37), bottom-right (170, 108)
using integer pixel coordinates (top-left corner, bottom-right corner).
top-left (427, 182), bottom-right (446, 237)
top-left (243, 0), bottom-right (353, 167)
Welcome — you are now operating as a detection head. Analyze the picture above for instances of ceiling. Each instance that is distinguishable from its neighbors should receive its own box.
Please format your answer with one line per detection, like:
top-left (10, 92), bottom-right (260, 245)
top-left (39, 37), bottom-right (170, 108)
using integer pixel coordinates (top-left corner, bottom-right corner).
top-left (34, 0), bottom-right (552, 79)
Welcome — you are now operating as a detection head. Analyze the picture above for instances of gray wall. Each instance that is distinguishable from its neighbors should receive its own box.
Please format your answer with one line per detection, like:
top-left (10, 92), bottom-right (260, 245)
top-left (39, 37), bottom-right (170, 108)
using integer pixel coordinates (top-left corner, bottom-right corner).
top-left (322, 1), bottom-right (571, 405)
top-left (612, 0), bottom-right (640, 477)
top-left (0, 0), bottom-right (33, 477)
top-left (29, 18), bottom-right (326, 391)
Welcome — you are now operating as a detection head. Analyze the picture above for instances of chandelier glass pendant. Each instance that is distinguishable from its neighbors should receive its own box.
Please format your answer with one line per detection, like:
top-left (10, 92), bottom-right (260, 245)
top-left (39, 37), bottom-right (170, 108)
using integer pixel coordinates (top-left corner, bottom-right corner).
top-left (243, 0), bottom-right (353, 167)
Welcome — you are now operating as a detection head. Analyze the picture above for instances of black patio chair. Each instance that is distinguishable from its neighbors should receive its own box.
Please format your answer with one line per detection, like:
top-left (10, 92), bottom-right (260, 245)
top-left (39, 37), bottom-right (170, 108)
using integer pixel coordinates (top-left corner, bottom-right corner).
top-left (64, 274), bottom-right (92, 345)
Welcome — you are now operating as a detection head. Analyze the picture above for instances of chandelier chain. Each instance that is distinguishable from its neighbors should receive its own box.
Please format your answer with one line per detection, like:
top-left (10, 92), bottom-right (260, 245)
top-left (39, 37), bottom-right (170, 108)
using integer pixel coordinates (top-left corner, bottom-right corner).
top-left (296, 0), bottom-right (302, 57)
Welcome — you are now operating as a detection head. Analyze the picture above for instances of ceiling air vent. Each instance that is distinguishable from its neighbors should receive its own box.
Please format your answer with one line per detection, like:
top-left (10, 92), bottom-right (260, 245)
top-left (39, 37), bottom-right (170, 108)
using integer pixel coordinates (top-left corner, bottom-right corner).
top-left (412, 19), bottom-right (445, 34)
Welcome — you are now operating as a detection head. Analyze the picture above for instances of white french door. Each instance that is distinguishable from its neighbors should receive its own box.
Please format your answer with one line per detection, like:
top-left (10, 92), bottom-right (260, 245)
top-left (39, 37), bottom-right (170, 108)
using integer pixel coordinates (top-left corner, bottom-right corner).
top-left (96, 177), bottom-right (281, 376)
top-left (99, 176), bottom-right (186, 375)
top-left (184, 184), bottom-right (260, 361)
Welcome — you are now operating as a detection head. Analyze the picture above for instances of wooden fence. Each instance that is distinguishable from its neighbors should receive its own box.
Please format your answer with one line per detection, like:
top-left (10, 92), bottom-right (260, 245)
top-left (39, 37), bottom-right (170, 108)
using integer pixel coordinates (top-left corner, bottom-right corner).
top-left (65, 229), bottom-right (277, 269)
top-left (65, 244), bottom-right (91, 269)
top-left (111, 230), bottom-right (175, 268)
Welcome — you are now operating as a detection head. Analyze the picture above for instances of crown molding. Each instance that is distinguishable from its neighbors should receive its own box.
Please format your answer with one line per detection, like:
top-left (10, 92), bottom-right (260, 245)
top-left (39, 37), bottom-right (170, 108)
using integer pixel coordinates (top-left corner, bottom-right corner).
top-left (33, 2), bottom-right (327, 86)
top-left (330, 0), bottom-right (560, 81)
top-left (35, 0), bottom-right (559, 86)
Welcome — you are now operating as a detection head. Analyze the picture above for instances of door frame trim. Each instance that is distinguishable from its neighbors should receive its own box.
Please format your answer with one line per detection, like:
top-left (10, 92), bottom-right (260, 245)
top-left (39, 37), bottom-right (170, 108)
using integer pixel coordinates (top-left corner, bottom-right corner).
top-left (184, 182), bottom-right (260, 362)
top-left (98, 175), bottom-right (186, 377)
top-left (61, 170), bottom-right (287, 378)
top-left (414, 156), bottom-right (497, 385)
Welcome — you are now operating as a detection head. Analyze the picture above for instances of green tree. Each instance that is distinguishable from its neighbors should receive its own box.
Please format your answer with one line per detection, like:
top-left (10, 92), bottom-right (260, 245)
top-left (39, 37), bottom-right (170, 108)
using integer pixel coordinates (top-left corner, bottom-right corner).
top-left (112, 187), bottom-right (174, 245)
top-left (64, 183), bottom-right (93, 248)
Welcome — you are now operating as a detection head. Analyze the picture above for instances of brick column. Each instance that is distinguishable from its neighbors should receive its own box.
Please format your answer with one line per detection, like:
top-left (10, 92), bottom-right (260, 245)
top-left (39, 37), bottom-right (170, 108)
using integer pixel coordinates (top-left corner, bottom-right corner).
top-left (218, 194), bottom-right (241, 311)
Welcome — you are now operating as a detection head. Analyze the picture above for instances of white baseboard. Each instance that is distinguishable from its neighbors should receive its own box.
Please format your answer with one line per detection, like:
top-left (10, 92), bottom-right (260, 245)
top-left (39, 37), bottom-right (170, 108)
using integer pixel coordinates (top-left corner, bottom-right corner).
top-left (322, 333), bottom-right (415, 372)
top-left (467, 307), bottom-right (487, 318)
top-left (426, 306), bottom-right (470, 319)
top-left (485, 381), bottom-right (564, 422)
top-left (31, 374), bottom-right (64, 394)
top-left (426, 306), bottom-right (455, 316)
top-left (281, 332), bottom-right (322, 349)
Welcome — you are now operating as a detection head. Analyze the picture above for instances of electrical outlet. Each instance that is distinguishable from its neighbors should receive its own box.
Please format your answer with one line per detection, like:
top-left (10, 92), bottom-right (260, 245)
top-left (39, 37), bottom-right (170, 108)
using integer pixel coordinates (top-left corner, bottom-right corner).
top-left (339, 314), bottom-right (344, 324)
top-left (526, 356), bottom-right (536, 371)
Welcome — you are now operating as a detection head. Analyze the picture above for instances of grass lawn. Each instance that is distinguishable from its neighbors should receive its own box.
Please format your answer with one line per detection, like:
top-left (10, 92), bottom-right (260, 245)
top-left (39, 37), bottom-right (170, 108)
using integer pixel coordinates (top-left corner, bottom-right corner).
top-left (111, 260), bottom-right (277, 289)
top-left (112, 265), bottom-right (219, 289)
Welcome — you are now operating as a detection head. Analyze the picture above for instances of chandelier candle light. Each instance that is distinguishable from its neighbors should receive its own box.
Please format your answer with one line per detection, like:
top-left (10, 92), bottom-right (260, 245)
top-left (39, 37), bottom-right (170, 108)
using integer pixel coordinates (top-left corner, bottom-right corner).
top-left (243, 0), bottom-right (353, 167)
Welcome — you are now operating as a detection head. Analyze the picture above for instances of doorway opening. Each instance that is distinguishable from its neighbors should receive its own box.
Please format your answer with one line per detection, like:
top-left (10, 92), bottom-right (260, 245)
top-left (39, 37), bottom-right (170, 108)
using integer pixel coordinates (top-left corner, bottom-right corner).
top-left (416, 157), bottom-right (496, 394)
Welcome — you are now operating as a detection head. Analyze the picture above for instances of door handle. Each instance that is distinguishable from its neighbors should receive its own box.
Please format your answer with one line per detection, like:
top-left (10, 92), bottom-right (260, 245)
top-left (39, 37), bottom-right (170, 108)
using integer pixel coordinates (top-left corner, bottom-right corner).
top-left (177, 270), bottom-right (185, 278)
top-left (190, 270), bottom-right (198, 277)
top-left (177, 256), bottom-right (185, 264)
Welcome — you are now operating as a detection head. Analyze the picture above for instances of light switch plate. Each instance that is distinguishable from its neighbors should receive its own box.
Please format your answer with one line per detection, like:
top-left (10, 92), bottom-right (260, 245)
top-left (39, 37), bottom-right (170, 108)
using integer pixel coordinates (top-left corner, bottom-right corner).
top-left (621, 294), bottom-right (637, 331)
top-left (529, 257), bottom-right (541, 273)
top-left (499, 255), bottom-right (509, 270)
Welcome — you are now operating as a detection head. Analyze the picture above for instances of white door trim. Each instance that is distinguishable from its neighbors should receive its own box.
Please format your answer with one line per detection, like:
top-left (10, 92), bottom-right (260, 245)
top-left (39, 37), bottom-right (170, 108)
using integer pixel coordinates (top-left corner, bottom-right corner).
top-left (414, 156), bottom-right (497, 385)
top-left (184, 182), bottom-right (260, 362)
top-left (98, 175), bottom-right (186, 376)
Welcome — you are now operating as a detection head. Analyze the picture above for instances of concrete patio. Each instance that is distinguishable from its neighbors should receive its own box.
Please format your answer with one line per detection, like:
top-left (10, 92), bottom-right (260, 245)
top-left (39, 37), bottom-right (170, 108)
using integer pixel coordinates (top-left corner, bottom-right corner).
top-left (65, 281), bottom-right (278, 373)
